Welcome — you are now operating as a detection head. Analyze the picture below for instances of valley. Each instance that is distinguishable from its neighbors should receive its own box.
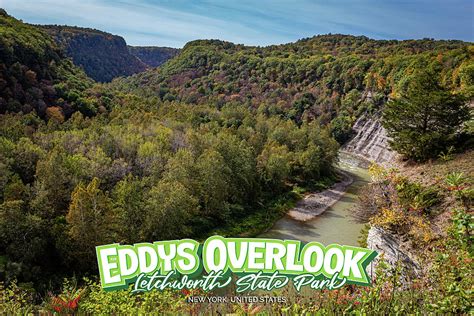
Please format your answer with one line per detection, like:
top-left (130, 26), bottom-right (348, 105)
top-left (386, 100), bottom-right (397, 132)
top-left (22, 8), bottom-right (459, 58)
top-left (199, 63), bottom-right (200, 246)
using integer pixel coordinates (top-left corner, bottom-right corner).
top-left (0, 7), bottom-right (472, 314)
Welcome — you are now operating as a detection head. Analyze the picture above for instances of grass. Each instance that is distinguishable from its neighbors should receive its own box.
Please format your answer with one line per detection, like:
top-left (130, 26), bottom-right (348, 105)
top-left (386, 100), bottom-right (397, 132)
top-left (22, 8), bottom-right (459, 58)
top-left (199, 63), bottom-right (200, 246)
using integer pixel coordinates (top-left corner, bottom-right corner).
top-left (398, 150), bottom-right (474, 187)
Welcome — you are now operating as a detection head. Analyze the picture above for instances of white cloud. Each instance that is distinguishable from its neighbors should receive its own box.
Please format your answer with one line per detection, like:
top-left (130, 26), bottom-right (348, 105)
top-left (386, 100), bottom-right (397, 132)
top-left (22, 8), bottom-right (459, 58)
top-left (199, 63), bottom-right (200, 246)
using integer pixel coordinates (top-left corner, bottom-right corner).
top-left (1, 0), bottom-right (472, 46)
top-left (1, 0), bottom-right (291, 46)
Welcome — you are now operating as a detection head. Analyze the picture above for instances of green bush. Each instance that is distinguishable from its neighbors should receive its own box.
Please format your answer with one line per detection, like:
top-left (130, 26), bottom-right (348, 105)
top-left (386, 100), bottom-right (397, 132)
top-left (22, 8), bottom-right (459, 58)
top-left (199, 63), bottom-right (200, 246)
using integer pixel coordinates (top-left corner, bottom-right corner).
top-left (395, 177), bottom-right (442, 214)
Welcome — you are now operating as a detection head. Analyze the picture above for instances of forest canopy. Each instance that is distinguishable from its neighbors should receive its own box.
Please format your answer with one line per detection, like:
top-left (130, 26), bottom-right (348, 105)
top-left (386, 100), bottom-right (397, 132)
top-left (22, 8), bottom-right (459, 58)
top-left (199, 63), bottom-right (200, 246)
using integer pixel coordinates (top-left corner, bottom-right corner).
top-left (0, 97), bottom-right (339, 289)
top-left (110, 35), bottom-right (473, 143)
top-left (0, 9), bottom-right (472, 295)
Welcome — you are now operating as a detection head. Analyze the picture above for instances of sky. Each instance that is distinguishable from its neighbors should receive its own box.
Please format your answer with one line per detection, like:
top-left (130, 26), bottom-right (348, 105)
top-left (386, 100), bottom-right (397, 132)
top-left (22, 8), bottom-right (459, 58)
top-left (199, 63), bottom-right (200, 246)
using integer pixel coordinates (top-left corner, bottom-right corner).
top-left (1, 0), bottom-right (473, 47)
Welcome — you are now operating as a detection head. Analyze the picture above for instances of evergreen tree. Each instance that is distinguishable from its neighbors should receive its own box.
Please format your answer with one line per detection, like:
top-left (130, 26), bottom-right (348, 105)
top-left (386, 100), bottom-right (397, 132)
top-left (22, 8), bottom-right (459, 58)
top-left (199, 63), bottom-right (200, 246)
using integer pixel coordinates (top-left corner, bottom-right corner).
top-left (382, 70), bottom-right (470, 161)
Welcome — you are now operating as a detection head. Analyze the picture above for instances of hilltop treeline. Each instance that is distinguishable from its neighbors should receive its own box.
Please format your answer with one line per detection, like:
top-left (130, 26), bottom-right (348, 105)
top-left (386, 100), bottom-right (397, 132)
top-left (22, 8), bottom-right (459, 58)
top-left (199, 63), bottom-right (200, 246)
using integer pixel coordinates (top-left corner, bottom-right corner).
top-left (111, 36), bottom-right (473, 142)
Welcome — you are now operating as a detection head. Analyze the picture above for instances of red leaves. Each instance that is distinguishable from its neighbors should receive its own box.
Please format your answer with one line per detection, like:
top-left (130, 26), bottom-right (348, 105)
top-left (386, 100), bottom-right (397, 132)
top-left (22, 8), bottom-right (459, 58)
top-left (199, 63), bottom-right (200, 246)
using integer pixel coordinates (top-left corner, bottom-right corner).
top-left (47, 288), bottom-right (83, 314)
top-left (447, 185), bottom-right (467, 191)
top-left (50, 296), bottom-right (69, 313)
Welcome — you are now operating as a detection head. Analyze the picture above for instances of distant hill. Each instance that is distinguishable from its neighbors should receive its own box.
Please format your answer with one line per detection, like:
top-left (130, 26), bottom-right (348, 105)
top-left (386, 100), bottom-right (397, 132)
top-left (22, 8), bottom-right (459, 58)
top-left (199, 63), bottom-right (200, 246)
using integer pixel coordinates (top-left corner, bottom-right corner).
top-left (128, 46), bottom-right (180, 68)
top-left (0, 9), bottom-right (92, 117)
top-left (40, 25), bottom-right (148, 82)
top-left (110, 36), bottom-right (473, 141)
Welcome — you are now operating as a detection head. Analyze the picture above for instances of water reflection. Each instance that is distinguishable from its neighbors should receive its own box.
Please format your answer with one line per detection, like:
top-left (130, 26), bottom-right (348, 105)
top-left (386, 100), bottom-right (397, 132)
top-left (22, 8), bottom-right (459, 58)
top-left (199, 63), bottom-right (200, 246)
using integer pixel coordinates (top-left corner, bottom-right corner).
top-left (260, 152), bottom-right (370, 246)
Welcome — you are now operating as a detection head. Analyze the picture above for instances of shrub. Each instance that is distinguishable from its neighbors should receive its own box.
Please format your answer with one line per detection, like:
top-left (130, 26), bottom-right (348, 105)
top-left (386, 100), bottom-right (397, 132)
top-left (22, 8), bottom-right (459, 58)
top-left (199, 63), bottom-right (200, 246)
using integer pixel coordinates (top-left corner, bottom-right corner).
top-left (395, 177), bottom-right (441, 214)
top-left (370, 208), bottom-right (409, 231)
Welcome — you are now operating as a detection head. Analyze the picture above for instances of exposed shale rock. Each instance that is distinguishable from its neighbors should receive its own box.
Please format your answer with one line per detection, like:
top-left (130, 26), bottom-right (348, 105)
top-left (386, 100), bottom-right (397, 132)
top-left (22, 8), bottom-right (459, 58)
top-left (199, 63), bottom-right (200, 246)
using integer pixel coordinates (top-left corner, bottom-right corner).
top-left (367, 226), bottom-right (421, 283)
top-left (343, 115), bottom-right (398, 166)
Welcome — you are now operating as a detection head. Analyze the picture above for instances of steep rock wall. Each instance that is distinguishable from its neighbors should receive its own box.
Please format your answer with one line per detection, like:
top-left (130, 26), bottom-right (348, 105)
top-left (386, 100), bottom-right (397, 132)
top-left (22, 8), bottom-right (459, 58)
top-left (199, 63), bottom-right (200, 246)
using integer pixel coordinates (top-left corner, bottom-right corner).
top-left (41, 25), bottom-right (147, 82)
top-left (342, 114), bottom-right (398, 165)
top-left (367, 226), bottom-right (421, 284)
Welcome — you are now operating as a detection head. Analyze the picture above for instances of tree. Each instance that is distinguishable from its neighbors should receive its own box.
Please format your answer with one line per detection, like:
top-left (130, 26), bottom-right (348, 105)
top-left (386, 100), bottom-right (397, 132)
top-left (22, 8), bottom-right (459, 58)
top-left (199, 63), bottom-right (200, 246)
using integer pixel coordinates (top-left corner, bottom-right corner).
top-left (112, 175), bottom-right (146, 243)
top-left (297, 143), bottom-right (323, 182)
top-left (257, 142), bottom-right (292, 192)
top-left (0, 200), bottom-right (47, 284)
top-left (331, 114), bottom-right (354, 144)
top-left (142, 180), bottom-right (198, 241)
top-left (31, 149), bottom-right (92, 217)
top-left (195, 149), bottom-right (231, 221)
top-left (382, 69), bottom-right (470, 161)
top-left (66, 178), bottom-right (115, 267)
top-left (214, 132), bottom-right (257, 210)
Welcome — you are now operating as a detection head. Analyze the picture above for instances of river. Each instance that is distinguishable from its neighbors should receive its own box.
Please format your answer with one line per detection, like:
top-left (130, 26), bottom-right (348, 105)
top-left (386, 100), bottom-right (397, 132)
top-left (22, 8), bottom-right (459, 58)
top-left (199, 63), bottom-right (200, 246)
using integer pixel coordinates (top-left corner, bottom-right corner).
top-left (260, 152), bottom-right (370, 246)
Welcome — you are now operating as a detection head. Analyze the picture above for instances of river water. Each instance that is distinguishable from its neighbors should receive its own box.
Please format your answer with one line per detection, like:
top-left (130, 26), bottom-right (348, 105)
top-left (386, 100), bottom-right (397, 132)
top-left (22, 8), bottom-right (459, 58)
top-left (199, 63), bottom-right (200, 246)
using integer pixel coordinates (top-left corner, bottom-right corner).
top-left (260, 152), bottom-right (370, 246)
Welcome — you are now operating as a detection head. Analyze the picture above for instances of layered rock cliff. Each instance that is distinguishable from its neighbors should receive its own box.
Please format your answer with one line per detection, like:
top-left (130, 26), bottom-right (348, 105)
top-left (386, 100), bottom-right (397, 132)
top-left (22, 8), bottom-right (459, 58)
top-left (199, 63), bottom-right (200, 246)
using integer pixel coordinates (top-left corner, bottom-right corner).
top-left (342, 114), bottom-right (398, 165)
top-left (367, 226), bottom-right (421, 283)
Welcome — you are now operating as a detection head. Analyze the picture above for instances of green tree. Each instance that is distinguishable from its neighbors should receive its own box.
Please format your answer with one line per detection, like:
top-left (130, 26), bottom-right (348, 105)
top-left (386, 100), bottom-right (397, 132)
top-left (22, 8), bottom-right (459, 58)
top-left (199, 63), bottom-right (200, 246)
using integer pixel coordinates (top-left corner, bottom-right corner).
top-left (297, 143), bottom-right (323, 182)
top-left (31, 149), bottom-right (91, 217)
top-left (142, 180), bottom-right (198, 241)
top-left (331, 114), bottom-right (353, 144)
top-left (382, 69), bottom-right (470, 161)
top-left (195, 149), bottom-right (231, 221)
top-left (11, 137), bottom-right (45, 184)
top-left (66, 178), bottom-right (115, 266)
top-left (112, 175), bottom-right (146, 244)
top-left (0, 200), bottom-right (47, 283)
top-left (214, 132), bottom-right (257, 210)
top-left (257, 142), bottom-right (292, 192)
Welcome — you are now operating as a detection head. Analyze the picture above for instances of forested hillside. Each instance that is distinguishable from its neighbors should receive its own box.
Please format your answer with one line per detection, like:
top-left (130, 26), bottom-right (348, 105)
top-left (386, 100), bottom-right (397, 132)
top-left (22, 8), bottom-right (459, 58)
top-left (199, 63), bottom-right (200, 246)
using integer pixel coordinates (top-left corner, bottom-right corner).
top-left (0, 10), bottom-right (92, 118)
top-left (111, 36), bottom-right (473, 142)
top-left (128, 46), bottom-right (180, 68)
top-left (0, 11), bottom-right (339, 291)
top-left (41, 25), bottom-right (148, 82)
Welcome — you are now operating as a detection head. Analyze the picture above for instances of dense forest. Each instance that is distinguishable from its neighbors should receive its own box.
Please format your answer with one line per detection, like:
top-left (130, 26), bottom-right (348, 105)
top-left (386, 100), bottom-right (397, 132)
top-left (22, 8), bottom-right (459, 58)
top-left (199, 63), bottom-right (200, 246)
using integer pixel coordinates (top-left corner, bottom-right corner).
top-left (0, 11), bottom-right (338, 291)
top-left (40, 25), bottom-right (148, 82)
top-left (0, 10), bottom-right (92, 117)
top-left (128, 46), bottom-right (180, 68)
top-left (110, 36), bottom-right (473, 143)
top-left (0, 8), bottom-right (473, 314)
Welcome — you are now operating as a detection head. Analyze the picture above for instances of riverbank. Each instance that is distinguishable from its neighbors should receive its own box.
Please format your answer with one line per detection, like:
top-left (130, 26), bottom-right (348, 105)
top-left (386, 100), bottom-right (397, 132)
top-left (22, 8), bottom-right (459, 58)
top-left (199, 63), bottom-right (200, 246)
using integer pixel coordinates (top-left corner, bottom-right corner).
top-left (211, 190), bottom-right (302, 238)
top-left (211, 178), bottom-right (337, 238)
top-left (212, 152), bottom-right (371, 241)
top-left (288, 170), bottom-right (353, 221)
top-left (260, 153), bottom-right (370, 246)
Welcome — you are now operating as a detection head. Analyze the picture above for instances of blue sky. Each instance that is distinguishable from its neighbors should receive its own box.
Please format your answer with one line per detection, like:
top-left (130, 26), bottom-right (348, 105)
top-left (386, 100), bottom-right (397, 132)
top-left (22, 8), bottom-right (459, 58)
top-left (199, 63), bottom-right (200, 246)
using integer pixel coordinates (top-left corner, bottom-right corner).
top-left (1, 0), bottom-right (473, 47)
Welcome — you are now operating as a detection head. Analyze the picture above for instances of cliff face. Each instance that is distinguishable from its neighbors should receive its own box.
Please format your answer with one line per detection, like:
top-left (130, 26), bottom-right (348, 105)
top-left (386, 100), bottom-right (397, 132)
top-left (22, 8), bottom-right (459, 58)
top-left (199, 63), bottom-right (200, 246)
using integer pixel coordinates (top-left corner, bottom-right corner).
top-left (342, 114), bottom-right (398, 165)
top-left (41, 26), bottom-right (147, 82)
top-left (128, 46), bottom-right (179, 68)
top-left (367, 226), bottom-right (421, 284)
